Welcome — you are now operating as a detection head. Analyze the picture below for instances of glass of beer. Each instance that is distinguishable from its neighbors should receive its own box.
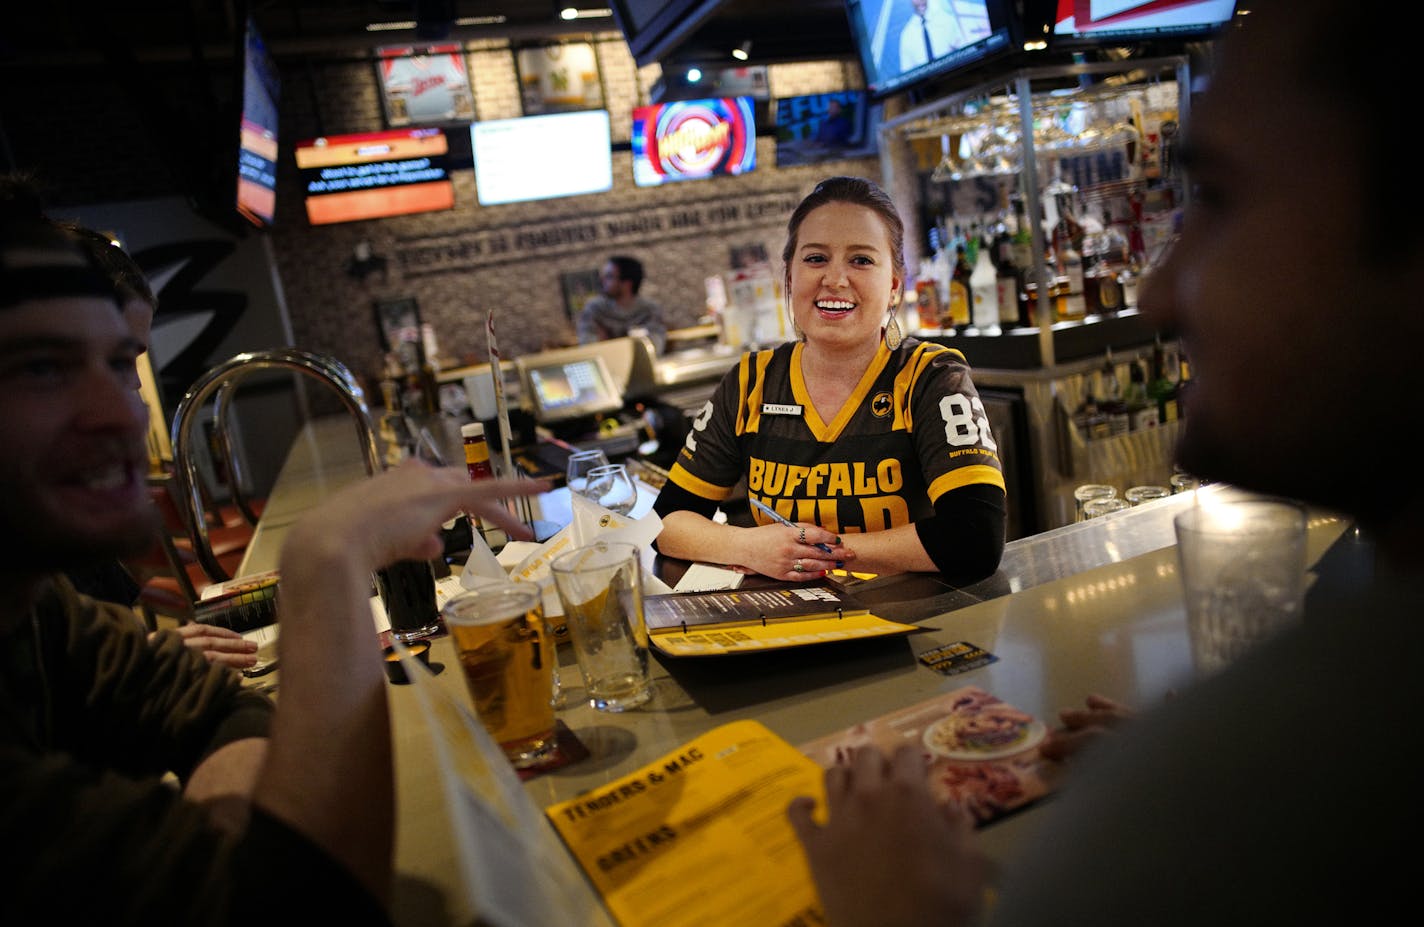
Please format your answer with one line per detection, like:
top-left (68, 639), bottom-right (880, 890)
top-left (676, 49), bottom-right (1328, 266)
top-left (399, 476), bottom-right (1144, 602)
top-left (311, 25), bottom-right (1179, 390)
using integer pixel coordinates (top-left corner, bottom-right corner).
top-left (442, 583), bottom-right (558, 769)
top-left (375, 558), bottom-right (442, 643)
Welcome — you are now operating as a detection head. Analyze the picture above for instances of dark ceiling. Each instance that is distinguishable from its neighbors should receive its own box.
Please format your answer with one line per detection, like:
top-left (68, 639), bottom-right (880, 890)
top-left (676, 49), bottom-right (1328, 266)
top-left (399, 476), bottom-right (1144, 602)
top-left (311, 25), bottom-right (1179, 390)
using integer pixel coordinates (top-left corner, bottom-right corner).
top-left (0, 1), bottom-right (858, 70)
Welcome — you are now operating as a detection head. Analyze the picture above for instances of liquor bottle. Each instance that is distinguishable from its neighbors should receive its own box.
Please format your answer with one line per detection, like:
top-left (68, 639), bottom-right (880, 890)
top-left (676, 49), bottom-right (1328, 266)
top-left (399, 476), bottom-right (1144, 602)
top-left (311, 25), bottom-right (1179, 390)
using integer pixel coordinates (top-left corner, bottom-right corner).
top-left (993, 222), bottom-right (1021, 332)
top-left (1009, 195), bottom-right (1036, 328)
top-left (1093, 210), bottom-right (1127, 315)
top-left (946, 244), bottom-right (973, 331)
top-left (1148, 335), bottom-right (1180, 424)
top-left (1098, 348), bottom-right (1129, 435)
top-left (1072, 367), bottom-right (1111, 440)
top-left (964, 220), bottom-right (981, 265)
top-left (1052, 192), bottom-right (1085, 257)
top-left (1009, 194), bottom-right (1035, 273)
top-left (1053, 194), bottom-right (1087, 322)
top-left (915, 276), bottom-right (943, 331)
top-left (969, 232), bottom-right (1000, 335)
top-left (931, 227), bottom-right (953, 328)
top-left (1124, 358), bottom-right (1155, 431)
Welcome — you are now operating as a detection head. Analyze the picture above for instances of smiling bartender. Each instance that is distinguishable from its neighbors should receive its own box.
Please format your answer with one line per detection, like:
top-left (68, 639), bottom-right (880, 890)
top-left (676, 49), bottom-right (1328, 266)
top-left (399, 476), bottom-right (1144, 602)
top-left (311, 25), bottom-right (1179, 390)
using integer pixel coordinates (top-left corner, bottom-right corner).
top-left (652, 177), bottom-right (1006, 583)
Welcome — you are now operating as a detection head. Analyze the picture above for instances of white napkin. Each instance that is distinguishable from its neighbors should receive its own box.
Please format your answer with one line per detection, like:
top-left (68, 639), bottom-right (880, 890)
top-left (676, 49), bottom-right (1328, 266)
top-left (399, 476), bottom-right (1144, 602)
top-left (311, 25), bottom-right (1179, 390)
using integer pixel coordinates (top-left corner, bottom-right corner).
top-left (507, 493), bottom-right (669, 617)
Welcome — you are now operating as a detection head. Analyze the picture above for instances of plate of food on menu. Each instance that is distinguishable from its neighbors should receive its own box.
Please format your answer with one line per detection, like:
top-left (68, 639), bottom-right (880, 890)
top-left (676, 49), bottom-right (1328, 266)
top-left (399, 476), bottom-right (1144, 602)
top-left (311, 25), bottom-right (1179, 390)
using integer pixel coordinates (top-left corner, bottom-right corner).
top-left (921, 688), bottom-right (1047, 761)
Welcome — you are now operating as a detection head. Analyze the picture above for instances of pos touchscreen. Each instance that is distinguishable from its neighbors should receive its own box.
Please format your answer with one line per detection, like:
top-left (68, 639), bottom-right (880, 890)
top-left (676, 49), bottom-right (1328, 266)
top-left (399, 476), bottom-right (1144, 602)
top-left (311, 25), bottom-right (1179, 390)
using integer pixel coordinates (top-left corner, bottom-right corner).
top-left (522, 355), bottom-right (623, 425)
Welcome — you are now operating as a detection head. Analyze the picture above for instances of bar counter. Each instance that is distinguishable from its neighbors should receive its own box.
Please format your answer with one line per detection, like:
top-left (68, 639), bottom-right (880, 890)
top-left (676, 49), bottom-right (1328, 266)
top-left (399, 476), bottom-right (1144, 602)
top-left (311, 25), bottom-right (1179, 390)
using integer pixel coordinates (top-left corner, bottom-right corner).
top-left (237, 416), bottom-right (1356, 925)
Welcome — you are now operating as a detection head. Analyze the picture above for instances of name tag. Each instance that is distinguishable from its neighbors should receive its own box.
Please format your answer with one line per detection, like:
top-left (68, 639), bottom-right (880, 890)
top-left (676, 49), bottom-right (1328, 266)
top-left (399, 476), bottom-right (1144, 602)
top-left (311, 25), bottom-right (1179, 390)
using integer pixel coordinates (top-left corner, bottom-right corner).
top-left (762, 403), bottom-right (803, 416)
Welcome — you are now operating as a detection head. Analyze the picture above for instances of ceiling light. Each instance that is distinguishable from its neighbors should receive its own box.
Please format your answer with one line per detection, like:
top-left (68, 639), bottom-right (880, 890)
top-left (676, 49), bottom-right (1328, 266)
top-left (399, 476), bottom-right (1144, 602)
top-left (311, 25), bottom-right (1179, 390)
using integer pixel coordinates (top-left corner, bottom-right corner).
top-left (731, 40), bottom-right (751, 61)
top-left (686, 67), bottom-right (702, 83)
top-left (368, 14), bottom-right (506, 32)
top-left (561, 6), bottom-right (613, 19)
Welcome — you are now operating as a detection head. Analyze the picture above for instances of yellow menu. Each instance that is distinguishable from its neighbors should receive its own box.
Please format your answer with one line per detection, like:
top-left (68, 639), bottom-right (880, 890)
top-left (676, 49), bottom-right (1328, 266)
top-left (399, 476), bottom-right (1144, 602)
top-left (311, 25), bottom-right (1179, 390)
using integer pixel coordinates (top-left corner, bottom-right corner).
top-left (642, 583), bottom-right (919, 656)
top-left (545, 720), bottom-right (828, 927)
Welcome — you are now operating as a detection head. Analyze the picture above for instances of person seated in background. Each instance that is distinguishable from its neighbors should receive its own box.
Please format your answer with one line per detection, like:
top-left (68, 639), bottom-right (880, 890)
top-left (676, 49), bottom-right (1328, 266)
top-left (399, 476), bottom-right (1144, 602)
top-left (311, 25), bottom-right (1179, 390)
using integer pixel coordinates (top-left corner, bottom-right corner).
top-left (0, 174), bottom-right (258, 668)
top-left (576, 254), bottom-right (669, 355)
top-left (787, 3), bottom-right (1422, 924)
top-left (0, 213), bottom-right (545, 921)
top-left (652, 176), bottom-right (1006, 584)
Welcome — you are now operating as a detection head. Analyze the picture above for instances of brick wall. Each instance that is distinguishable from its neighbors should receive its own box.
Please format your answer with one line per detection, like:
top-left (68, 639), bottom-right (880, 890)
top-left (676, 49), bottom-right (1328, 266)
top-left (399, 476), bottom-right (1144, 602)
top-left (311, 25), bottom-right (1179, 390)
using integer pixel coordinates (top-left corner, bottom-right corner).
top-left (268, 41), bottom-right (875, 389)
top-left (4, 36), bottom-right (875, 392)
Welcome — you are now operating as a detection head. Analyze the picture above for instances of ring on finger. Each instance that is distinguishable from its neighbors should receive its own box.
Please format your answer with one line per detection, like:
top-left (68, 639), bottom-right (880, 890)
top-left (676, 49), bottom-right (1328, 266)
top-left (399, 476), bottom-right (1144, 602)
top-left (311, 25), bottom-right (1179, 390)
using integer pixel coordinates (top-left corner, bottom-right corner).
top-left (798, 526), bottom-right (807, 544)
top-left (792, 559), bottom-right (804, 573)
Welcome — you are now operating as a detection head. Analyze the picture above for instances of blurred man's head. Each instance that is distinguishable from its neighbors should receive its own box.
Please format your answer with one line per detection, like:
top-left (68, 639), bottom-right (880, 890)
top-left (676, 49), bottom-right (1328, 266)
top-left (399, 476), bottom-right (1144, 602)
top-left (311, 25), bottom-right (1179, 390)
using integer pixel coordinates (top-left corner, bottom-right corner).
top-left (0, 172), bottom-right (155, 354)
top-left (62, 224), bottom-right (156, 354)
top-left (1138, 0), bottom-right (1420, 541)
top-left (601, 255), bottom-right (645, 299)
top-left (0, 218), bottom-right (155, 575)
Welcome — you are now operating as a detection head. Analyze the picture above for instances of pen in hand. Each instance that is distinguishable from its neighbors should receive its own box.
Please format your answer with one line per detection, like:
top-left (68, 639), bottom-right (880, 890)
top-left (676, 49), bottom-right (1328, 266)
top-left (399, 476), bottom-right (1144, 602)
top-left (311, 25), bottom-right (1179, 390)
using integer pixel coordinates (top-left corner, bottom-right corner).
top-left (748, 497), bottom-right (836, 555)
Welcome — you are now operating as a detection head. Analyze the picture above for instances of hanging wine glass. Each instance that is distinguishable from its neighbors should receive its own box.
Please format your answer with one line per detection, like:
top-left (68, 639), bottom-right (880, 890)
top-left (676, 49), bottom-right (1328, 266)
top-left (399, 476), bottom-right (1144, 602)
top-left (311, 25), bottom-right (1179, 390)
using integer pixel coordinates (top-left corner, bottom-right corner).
top-left (931, 134), bottom-right (968, 183)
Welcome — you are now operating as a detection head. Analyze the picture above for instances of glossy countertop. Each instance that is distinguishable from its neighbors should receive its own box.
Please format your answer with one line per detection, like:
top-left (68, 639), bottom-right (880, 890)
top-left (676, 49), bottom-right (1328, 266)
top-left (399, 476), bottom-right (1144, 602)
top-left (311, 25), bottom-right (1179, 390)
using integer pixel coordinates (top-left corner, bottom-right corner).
top-left (237, 416), bottom-right (1353, 925)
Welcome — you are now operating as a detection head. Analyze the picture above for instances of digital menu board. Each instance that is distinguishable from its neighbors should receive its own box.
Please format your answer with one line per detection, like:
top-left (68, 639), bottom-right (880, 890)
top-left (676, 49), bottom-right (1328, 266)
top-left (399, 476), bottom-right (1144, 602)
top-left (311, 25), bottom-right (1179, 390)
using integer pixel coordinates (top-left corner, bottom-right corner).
top-left (294, 128), bottom-right (454, 226)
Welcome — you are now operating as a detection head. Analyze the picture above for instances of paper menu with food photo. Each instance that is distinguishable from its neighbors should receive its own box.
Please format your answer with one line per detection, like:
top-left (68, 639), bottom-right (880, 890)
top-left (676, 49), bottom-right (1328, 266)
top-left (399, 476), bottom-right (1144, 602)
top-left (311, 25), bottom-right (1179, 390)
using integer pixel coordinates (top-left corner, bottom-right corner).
top-left (798, 686), bottom-right (1059, 826)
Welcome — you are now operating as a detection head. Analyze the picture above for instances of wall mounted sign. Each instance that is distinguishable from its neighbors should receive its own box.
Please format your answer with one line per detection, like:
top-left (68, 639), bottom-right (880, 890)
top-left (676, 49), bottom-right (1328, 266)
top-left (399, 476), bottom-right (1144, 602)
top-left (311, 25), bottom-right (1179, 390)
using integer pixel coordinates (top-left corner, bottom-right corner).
top-left (516, 41), bottom-right (605, 115)
top-left (392, 188), bottom-right (802, 277)
top-left (377, 43), bottom-right (474, 127)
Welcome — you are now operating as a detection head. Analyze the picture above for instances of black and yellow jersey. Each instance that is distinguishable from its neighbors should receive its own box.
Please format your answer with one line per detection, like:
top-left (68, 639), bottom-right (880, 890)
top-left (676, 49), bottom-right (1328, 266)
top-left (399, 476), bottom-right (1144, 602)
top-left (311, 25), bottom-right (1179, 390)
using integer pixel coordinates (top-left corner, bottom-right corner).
top-left (664, 338), bottom-right (1005, 535)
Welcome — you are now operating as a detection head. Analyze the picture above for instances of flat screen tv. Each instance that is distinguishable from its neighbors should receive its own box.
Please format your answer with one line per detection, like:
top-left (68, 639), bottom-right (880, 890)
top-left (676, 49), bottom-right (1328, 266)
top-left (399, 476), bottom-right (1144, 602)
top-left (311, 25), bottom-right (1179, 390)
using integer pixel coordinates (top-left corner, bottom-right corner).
top-left (844, 0), bottom-right (1022, 100)
top-left (1050, 0), bottom-right (1238, 49)
top-left (236, 16), bottom-right (279, 227)
top-left (375, 43), bottom-right (475, 126)
top-left (470, 110), bottom-right (613, 206)
top-left (775, 90), bottom-right (882, 167)
top-left (521, 355), bottom-right (624, 425)
top-left (631, 96), bottom-right (756, 188)
top-left (294, 128), bottom-right (455, 226)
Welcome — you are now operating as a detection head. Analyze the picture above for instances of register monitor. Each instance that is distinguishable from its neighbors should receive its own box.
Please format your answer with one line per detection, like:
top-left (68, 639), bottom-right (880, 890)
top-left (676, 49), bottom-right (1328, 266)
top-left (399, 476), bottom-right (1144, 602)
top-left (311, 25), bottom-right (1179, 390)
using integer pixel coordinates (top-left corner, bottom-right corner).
top-left (521, 354), bottom-right (623, 425)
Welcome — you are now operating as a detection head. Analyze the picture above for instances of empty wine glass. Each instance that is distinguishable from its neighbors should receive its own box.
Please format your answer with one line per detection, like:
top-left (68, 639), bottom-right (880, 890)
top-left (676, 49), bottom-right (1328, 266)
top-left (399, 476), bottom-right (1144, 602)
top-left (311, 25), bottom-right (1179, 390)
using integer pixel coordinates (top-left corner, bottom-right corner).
top-left (580, 463), bottom-right (638, 516)
top-left (565, 448), bottom-right (609, 495)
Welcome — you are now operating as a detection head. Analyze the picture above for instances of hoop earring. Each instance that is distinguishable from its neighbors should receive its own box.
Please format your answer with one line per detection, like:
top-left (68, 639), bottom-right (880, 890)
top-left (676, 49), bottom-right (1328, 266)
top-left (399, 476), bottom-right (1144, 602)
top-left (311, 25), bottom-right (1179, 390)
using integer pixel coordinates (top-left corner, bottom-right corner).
top-left (788, 297), bottom-right (804, 341)
top-left (884, 309), bottom-right (903, 350)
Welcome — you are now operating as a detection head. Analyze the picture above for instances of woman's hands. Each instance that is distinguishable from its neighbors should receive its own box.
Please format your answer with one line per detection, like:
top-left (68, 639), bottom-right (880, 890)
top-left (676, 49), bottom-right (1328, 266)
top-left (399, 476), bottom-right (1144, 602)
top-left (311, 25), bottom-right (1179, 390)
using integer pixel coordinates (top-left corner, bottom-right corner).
top-left (739, 520), bottom-right (853, 581)
top-left (788, 745), bottom-right (991, 927)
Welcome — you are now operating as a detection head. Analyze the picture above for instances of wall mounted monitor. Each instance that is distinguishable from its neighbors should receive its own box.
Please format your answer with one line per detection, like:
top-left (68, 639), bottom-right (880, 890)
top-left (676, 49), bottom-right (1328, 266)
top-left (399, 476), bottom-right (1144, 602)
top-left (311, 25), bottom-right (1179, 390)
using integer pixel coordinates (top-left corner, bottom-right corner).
top-left (774, 90), bottom-right (882, 167)
top-left (631, 96), bottom-right (756, 187)
top-left (236, 16), bottom-right (279, 227)
top-left (516, 41), bottom-right (605, 115)
top-left (844, 0), bottom-right (1022, 100)
top-left (294, 128), bottom-right (455, 226)
top-left (375, 43), bottom-right (474, 126)
top-left (470, 110), bottom-right (613, 206)
top-left (1050, 0), bottom-right (1238, 49)
top-left (521, 354), bottom-right (624, 425)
